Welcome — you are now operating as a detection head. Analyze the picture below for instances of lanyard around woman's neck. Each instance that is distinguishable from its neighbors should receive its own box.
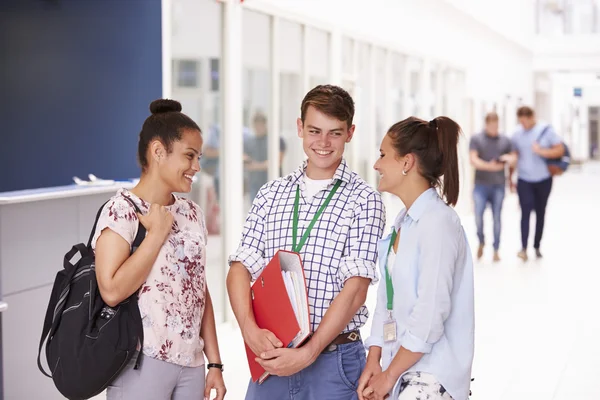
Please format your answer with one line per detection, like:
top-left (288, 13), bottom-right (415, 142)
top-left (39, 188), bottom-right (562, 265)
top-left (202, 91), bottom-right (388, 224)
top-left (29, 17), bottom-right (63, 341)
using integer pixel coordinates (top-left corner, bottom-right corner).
top-left (385, 229), bottom-right (398, 312)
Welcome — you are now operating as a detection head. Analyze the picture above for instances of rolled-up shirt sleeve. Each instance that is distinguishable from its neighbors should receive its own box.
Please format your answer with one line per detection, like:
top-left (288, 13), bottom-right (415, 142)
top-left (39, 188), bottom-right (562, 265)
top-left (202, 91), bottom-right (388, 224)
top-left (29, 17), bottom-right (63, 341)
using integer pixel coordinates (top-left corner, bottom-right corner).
top-left (401, 212), bottom-right (460, 354)
top-left (228, 190), bottom-right (268, 281)
top-left (338, 191), bottom-right (386, 286)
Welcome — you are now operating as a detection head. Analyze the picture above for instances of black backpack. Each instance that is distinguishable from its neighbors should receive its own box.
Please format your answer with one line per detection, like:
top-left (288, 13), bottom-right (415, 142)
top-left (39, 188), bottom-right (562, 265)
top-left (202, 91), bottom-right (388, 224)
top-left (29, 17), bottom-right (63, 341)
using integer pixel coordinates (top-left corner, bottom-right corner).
top-left (38, 197), bottom-right (146, 400)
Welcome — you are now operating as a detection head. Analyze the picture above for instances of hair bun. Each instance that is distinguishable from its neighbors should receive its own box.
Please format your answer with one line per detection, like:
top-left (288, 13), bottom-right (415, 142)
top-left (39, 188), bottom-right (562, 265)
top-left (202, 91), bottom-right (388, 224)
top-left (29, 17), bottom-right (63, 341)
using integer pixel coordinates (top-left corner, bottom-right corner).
top-left (149, 99), bottom-right (182, 114)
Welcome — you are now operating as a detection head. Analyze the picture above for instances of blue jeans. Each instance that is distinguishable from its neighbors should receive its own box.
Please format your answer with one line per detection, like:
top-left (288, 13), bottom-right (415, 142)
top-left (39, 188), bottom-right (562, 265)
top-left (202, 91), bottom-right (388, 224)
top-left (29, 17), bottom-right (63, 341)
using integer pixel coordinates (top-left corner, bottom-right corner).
top-left (517, 178), bottom-right (552, 250)
top-left (473, 184), bottom-right (505, 251)
top-left (245, 341), bottom-right (366, 400)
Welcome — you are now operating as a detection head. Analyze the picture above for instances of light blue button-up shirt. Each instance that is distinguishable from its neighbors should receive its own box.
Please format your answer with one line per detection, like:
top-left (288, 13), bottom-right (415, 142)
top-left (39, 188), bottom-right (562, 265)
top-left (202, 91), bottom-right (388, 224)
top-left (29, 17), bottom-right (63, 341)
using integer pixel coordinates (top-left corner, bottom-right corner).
top-left (512, 123), bottom-right (562, 183)
top-left (365, 188), bottom-right (475, 400)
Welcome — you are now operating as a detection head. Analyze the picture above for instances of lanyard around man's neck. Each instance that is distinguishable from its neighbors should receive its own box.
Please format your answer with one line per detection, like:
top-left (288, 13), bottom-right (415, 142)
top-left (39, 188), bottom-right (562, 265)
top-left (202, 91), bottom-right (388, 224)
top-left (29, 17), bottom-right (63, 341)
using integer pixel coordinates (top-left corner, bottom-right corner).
top-left (291, 179), bottom-right (342, 253)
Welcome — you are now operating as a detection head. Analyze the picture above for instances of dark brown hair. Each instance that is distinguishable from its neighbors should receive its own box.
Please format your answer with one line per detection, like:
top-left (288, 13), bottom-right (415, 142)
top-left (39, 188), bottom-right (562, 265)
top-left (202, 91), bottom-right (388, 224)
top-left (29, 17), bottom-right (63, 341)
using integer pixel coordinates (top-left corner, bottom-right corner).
top-left (300, 85), bottom-right (355, 127)
top-left (387, 116), bottom-right (462, 206)
top-left (138, 99), bottom-right (201, 171)
top-left (485, 112), bottom-right (499, 123)
top-left (516, 106), bottom-right (535, 118)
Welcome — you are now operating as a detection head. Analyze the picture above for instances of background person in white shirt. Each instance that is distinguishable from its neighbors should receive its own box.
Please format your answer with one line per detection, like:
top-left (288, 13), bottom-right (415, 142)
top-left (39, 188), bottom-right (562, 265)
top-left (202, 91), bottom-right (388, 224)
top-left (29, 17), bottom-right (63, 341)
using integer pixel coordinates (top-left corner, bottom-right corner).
top-left (358, 117), bottom-right (475, 400)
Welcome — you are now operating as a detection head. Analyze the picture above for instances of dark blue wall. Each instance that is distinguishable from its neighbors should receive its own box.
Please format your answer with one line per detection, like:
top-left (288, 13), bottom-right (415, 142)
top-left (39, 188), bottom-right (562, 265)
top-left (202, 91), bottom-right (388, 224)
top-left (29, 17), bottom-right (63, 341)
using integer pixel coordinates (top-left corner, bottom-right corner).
top-left (0, 0), bottom-right (162, 192)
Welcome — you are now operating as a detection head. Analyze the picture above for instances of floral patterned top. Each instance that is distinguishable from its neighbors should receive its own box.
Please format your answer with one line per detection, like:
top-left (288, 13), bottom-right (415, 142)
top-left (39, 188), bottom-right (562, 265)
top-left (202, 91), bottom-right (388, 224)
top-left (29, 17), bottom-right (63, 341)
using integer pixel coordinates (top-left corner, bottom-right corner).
top-left (91, 188), bottom-right (207, 367)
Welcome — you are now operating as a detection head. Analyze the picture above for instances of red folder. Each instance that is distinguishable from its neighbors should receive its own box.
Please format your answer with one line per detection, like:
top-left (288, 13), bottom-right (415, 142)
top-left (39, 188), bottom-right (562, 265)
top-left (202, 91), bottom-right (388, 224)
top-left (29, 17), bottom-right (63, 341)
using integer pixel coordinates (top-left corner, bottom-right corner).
top-left (244, 250), bottom-right (311, 384)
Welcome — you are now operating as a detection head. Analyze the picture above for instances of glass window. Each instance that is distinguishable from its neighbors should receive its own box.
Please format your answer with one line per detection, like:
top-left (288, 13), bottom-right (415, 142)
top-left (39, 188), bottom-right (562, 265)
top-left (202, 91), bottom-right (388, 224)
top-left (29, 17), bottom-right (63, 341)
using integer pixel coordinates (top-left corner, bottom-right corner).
top-left (391, 53), bottom-right (407, 121)
top-left (243, 10), bottom-right (272, 210)
top-left (307, 27), bottom-right (329, 86)
top-left (443, 68), bottom-right (452, 116)
top-left (565, 0), bottom-right (598, 33)
top-left (353, 42), bottom-right (372, 180)
top-left (429, 67), bottom-right (438, 118)
top-left (279, 19), bottom-right (302, 176)
top-left (536, 0), bottom-right (599, 34)
top-left (409, 67), bottom-right (421, 117)
top-left (170, 0), bottom-right (225, 321)
top-left (342, 36), bottom-right (354, 77)
top-left (173, 59), bottom-right (200, 88)
top-left (373, 47), bottom-right (386, 143)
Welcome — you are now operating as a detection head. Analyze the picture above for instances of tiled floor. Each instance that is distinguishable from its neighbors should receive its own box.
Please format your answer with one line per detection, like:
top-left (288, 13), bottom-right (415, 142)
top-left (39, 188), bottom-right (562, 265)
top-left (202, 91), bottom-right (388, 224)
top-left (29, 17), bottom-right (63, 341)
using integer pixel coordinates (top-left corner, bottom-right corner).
top-left (93, 163), bottom-right (600, 400)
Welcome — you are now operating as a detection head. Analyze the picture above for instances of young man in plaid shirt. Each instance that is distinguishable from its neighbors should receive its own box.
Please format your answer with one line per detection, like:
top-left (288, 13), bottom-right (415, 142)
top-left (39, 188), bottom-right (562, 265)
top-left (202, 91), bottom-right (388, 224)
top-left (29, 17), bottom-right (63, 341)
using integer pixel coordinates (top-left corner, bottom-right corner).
top-left (227, 85), bottom-right (386, 399)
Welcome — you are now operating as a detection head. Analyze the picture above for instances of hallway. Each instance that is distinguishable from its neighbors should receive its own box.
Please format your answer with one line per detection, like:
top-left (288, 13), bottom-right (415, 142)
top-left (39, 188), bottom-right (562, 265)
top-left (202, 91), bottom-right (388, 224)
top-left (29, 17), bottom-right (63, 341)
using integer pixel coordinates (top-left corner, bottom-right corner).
top-left (464, 162), bottom-right (600, 400)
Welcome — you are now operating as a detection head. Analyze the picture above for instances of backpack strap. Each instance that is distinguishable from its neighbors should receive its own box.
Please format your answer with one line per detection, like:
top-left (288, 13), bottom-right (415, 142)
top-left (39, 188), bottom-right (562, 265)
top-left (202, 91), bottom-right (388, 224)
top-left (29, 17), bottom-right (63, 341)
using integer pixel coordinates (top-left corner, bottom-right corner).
top-left (536, 125), bottom-right (551, 142)
top-left (120, 196), bottom-right (147, 252)
top-left (86, 200), bottom-right (111, 249)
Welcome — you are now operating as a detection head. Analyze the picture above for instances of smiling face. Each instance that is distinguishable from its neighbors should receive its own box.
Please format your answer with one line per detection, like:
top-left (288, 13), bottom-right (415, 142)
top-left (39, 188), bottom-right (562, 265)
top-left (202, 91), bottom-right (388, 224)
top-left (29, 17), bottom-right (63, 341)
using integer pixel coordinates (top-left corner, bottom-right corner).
top-left (297, 105), bottom-right (354, 179)
top-left (154, 128), bottom-right (203, 193)
top-left (373, 133), bottom-right (407, 194)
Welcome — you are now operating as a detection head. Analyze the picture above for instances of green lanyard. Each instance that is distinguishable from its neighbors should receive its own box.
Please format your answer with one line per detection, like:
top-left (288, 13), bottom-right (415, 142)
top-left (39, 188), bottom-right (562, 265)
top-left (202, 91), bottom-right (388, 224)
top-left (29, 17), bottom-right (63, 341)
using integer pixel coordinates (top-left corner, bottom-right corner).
top-left (385, 229), bottom-right (398, 311)
top-left (292, 180), bottom-right (342, 253)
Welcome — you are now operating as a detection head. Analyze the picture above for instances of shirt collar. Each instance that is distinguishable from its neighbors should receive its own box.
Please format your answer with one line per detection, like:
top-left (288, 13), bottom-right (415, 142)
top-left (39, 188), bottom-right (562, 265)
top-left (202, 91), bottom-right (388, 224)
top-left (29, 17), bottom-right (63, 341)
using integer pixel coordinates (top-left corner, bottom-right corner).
top-left (286, 158), bottom-right (352, 186)
top-left (393, 187), bottom-right (439, 229)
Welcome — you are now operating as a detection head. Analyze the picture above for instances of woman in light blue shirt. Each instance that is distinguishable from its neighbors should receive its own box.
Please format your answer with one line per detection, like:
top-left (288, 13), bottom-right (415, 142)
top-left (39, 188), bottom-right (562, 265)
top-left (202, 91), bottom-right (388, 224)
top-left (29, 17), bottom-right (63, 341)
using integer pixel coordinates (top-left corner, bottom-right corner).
top-left (358, 117), bottom-right (475, 400)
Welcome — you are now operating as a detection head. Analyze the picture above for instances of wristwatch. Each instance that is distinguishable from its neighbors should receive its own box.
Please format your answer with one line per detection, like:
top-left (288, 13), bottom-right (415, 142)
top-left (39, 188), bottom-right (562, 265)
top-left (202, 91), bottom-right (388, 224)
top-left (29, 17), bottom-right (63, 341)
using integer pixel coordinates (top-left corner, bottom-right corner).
top-left (207, 363), bottom-right (224, 372)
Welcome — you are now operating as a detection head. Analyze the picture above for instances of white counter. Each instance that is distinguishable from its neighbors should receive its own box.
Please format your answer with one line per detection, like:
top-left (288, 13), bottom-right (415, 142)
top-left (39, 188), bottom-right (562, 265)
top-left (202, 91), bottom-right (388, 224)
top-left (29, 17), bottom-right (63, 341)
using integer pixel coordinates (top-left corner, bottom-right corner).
top-left (0, 181), bottom-right (136, 400)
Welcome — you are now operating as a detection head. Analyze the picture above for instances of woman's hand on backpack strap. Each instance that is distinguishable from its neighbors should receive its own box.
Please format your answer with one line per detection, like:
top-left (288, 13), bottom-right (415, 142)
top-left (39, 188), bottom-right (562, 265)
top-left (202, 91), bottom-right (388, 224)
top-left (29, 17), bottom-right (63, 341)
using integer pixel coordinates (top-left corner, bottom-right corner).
top-left (137, 204), bottom-right (174, 243)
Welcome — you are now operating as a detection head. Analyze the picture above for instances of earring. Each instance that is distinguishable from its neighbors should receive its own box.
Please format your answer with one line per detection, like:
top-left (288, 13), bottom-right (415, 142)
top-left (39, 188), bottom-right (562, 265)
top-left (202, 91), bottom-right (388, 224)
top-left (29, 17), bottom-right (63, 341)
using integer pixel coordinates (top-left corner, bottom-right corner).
top-left (402, 170), bottom-right (407, 176)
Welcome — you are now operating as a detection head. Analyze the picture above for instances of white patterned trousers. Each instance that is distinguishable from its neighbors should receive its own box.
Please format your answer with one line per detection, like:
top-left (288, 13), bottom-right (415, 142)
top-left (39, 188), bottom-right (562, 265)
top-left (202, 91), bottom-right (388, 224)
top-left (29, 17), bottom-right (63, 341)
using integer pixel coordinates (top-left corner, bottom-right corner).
top-left (397, 372), bottom-right (453, 400)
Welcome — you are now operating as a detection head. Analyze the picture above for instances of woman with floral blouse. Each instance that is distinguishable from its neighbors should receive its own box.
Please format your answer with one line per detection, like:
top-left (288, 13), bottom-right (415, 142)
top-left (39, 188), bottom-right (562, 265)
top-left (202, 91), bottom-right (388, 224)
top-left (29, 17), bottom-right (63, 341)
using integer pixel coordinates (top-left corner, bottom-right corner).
top-left (92, 99), bottom-right (226, 399)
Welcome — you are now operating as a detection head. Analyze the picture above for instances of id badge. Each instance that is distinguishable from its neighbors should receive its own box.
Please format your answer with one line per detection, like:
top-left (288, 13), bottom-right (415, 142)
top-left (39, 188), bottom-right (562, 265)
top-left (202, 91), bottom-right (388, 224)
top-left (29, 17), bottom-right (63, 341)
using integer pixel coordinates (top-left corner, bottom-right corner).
top-left (383, 318), bottom-right (397, 343)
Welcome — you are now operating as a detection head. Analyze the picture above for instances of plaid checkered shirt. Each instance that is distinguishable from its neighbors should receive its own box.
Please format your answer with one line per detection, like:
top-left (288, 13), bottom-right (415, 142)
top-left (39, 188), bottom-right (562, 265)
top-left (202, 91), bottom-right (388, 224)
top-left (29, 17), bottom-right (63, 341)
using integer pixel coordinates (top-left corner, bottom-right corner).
top-left (228, 158), bottom-right (386, 333)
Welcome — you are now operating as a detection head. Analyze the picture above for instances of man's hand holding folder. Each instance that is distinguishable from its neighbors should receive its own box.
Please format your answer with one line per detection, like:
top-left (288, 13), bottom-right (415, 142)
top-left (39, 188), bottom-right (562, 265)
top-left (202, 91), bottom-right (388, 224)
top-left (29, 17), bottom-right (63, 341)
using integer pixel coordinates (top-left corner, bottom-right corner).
top-left (255, 345), bottom-right (316, 377)
top-left (243, 324), bottom-right (283, 359)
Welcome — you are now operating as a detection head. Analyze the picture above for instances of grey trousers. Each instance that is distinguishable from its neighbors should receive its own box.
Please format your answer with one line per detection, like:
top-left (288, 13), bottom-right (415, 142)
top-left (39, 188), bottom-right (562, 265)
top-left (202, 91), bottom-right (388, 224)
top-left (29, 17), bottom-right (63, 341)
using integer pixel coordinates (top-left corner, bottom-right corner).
top-left (107, 354), bottom-right (206, 400)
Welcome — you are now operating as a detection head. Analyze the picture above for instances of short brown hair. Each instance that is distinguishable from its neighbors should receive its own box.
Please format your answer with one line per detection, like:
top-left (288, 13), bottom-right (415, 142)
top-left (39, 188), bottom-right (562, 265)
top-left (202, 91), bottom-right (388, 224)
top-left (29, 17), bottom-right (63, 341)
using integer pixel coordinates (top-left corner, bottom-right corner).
top-left (517, 106), bottom-right (535, 118)
top-left (300, 85), bottom-right (355, 127)
top-left (485, 112), bottom-right (499, 123)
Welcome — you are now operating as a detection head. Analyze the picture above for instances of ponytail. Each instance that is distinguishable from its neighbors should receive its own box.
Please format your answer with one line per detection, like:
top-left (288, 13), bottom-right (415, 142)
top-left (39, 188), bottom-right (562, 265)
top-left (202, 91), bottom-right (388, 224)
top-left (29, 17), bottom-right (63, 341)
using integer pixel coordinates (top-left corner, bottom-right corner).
top-left (387, 116), bottom-right (463, 206)
top-left (431, 117), bottom-right (460, 206)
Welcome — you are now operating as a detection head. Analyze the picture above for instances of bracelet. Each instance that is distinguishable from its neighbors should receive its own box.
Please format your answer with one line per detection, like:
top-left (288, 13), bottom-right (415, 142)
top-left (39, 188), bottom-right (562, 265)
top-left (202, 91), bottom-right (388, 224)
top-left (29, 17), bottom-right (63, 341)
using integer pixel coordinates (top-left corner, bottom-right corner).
top-left (207, 363), bottom-right (224, 372)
